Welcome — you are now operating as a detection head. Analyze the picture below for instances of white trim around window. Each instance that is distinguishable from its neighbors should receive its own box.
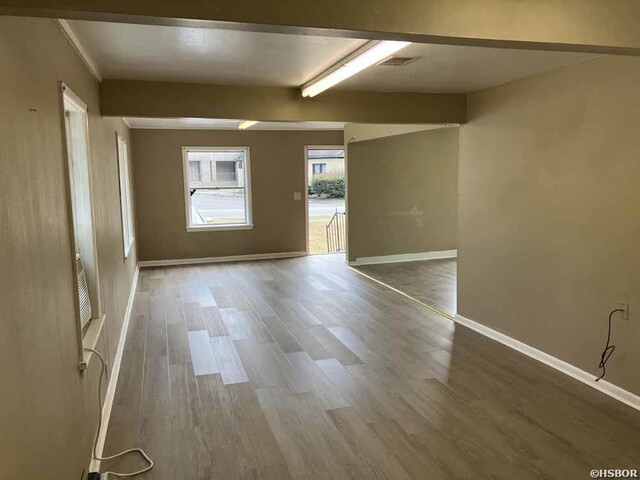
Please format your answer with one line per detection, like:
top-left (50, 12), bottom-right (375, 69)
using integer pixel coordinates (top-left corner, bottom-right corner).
top-left (116, 133), bottom-right (135, 258)
top-left (60, 82), bottom-right (105, 369)
top-left (182, 146), bottom-right (253, 232)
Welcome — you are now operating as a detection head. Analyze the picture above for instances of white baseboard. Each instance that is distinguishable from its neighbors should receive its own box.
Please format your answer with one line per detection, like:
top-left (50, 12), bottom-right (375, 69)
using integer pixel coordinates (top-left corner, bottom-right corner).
top-left (89, 265), bottom-right (140, 473)
top-left (138, 251), bottom-right (307, 268)
top-left (348, 249), bottom-right (457, 266)
top-left (455, 314), bottom-right (640, 412)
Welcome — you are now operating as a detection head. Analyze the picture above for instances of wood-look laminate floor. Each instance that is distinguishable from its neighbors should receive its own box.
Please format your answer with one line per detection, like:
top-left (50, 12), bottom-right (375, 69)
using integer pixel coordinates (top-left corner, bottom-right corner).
top-left (102, 254), bottom-right (640, 479)
top-left (354, 259), bottom-right (457, 317)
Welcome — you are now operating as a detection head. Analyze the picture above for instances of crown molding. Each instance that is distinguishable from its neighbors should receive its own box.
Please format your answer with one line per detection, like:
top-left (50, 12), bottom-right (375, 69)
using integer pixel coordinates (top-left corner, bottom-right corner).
top-left (56, 19), bottom-right (102, 82)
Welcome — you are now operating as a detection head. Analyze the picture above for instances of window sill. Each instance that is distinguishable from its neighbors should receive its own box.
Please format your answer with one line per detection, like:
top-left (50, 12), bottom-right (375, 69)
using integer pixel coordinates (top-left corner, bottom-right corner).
top-left (79, 313), bottom-right (106, 372)
top-left (186, 224), bottom-right (254, 233)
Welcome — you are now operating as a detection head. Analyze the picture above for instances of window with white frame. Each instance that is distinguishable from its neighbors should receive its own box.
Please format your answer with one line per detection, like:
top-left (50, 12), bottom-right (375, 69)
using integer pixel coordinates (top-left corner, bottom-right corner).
top-left (116, 133), bottom-right (135, 258)
top-left (183, 147), bottom-right (252, 231)
top-left (61, 83), bottom-right (103, 351)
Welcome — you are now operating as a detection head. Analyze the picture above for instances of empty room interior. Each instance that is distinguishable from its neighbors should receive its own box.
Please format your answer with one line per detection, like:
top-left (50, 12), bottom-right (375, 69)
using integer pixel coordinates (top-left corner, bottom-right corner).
top-left (1, 3), bottom-right (639, 479)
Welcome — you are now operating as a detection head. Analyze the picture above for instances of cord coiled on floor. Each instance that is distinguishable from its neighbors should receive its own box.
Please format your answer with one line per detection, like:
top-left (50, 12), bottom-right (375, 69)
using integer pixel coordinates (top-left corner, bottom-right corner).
top-left (85, 347), bottom-right (153, 479)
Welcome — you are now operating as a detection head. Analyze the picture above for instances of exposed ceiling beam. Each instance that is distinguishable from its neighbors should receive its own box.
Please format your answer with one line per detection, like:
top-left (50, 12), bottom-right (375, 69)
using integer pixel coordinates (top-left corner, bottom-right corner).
top-left (3, 0), bottom-right (640, 55)
top-left (100, 80), bottom-right (467, 125)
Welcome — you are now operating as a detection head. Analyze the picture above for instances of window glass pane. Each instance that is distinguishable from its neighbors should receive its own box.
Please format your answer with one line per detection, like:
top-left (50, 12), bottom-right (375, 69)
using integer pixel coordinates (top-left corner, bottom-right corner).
top-left (63, 88), bottom-right (101, 331)
top-left (186, 149), bottom-right (249, 227)
top-left (117, 134), bottom-right (134, 257)
top-left (190, 188), bottom-right (246, 225)
top-left (307, 149), bottom-right (344, 160)
top-left (215, 160), bottom-right (237, 183)
top-left (312, 163), bottom-right (327, 175)
top-left (189, 161), bottom-right (202, 183)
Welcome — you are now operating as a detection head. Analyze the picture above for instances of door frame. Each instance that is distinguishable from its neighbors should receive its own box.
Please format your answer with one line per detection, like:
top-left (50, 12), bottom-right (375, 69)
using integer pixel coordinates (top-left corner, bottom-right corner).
top-left (304, 145), bottom-right (345, 255)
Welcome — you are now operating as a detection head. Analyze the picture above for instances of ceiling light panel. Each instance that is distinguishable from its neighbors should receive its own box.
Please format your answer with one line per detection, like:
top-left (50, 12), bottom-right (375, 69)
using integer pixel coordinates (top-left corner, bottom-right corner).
top-left (238, 120), bottom-right (258, 129)
top-left (301, 40), bottom-right (410, 98)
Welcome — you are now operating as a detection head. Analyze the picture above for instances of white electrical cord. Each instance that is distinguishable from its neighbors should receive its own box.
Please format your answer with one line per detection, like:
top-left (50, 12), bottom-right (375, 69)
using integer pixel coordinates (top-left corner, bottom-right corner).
top-left (84, 347), bottom-right (154, 479)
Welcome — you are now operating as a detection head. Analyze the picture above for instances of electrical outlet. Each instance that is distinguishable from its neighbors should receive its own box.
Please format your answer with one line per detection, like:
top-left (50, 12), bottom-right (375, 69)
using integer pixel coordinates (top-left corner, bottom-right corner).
top-left (620, 302), bottom-right (629, 320)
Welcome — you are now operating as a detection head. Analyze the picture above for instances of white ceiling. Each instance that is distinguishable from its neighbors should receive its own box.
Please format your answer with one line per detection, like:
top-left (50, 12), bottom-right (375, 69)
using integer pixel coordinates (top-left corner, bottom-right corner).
top-left (124, 118), bottom-right (345, 130)
top-left (339, 43), bottom-right (596, 93)
top-left (66, 20), bottom-right (366, 87)
top-left (66, 20), bottom-right (597, 94)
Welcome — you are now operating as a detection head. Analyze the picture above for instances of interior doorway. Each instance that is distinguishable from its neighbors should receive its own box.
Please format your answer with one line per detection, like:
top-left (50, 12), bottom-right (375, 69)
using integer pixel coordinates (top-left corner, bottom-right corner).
top-left (345, 125), bottom-right (459, 318)
top-left (305, 146), bottom-right (346, 255)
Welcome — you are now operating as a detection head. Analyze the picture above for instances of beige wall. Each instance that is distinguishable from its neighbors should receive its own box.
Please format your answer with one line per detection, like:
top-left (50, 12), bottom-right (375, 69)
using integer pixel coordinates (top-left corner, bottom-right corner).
top-left (344, 124), bottom-right (449, 144)
top-left (459, 55), bottom-right (640, 396)
top-left (0, 17), bottom-right (137, 479)
top-left (347, 128), bottom-right (459, 262)
top-left (131, 129), bottom-right (344, 261)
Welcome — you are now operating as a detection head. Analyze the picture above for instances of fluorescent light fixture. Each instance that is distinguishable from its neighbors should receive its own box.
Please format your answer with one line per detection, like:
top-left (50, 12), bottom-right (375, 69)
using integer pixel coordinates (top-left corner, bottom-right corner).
top-left (301, 40), bottom-right (411, 98)
top-left (238, 120), bottom-right (258, 129)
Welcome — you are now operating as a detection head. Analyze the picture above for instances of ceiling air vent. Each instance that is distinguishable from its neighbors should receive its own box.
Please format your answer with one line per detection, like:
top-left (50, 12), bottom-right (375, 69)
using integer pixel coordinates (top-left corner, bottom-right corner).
top-left (377, 56), bottom-right (419, 67)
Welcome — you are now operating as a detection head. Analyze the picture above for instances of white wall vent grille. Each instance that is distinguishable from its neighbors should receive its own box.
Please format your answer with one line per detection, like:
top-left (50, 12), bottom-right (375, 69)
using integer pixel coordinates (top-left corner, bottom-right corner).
top-left (76, 254), bottom-right (93, 328)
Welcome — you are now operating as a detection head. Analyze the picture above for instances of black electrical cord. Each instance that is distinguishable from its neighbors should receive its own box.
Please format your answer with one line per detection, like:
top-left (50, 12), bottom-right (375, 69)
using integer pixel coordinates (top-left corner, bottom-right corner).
top-left (595, 308), bottom-right (624, 382)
